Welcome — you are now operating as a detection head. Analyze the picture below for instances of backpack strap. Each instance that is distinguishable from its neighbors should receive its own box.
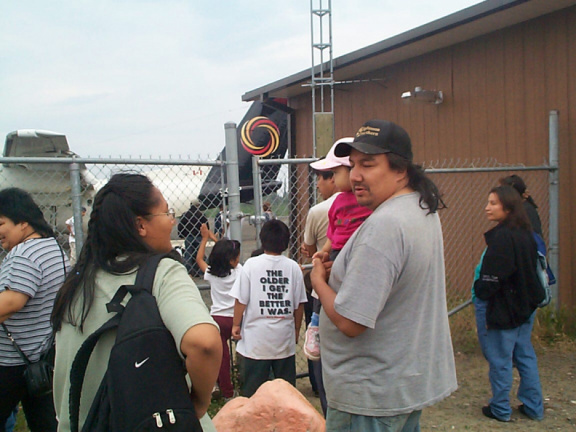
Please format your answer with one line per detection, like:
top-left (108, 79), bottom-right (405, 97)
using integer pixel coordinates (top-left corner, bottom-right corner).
top-left (69, 302), bottom-right (125, 432)
top-left (133, 253), bottom-right (172, 294)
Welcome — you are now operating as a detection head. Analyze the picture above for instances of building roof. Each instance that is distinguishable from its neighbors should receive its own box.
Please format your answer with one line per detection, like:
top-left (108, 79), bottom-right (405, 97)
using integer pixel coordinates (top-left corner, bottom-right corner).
top-left (242, 0), bottom-right (576, 102)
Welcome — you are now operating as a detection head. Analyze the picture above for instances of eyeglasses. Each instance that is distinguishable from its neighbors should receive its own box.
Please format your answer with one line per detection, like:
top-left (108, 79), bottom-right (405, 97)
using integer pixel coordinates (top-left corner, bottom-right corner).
top-left (147, 208), bottom-right (176, 220)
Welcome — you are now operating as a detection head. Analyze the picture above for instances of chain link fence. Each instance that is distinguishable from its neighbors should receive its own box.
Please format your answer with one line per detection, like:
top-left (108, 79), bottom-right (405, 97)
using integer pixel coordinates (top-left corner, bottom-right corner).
top-left (0, 156), bottom-right (556, 383)
top-left (254, 158), bottom-right (555, 376)
top-left (0, 158), bottom-right (225, 265)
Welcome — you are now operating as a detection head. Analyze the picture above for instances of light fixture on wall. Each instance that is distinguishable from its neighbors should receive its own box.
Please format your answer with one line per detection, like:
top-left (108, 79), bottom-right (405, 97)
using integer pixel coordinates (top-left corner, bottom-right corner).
top-left (401, 87), bottom-right (443, 105)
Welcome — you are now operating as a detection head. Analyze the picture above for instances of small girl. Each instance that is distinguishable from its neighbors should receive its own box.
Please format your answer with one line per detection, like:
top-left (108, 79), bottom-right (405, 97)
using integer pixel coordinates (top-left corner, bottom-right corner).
top-left (306, 138), bottom-right (372, 361)
top-left (196, 223), bottom-right (242, 400)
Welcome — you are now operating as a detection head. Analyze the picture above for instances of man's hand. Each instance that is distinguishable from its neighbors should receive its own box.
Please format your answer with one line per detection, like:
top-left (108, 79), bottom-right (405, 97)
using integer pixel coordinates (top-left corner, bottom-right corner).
top-left (312, 251), bottom-right (330, 263)
top-left (311, 257), bottom-right (332, 288)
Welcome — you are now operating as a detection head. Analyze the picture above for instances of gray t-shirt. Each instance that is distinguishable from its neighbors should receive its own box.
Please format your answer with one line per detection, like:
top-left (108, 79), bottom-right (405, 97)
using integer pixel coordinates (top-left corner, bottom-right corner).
top-left (320, 192), bottom-right (457, 416)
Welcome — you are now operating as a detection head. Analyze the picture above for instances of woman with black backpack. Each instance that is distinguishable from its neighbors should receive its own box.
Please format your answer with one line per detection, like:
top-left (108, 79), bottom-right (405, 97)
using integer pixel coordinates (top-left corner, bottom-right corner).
top-left (51, 173), bottom-right (222, 431)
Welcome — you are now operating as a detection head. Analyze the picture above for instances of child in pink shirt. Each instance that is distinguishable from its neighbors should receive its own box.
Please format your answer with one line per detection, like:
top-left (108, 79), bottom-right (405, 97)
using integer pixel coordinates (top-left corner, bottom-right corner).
top-left (305, 138), bottom-right (372, 363)
top-left (310, 138), bottom-right (372, 262)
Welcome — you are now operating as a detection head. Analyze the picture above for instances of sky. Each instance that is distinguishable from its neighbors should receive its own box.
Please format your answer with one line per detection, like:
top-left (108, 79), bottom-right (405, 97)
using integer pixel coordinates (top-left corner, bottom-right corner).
top-left (0, 0), bottom-right (483, 159)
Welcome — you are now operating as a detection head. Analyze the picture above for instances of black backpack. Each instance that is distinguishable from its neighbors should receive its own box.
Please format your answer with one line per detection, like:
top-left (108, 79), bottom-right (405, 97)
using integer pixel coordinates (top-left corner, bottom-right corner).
top-left (69, 254), bottom-right (203, 431)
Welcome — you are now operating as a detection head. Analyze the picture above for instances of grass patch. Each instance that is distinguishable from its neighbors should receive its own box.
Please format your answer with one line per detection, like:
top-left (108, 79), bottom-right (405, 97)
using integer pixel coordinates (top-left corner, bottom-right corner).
top-left (208, 397), bottom-right (228, 418)
top-left (448, 298), bottom-right (479, 354)
top-left (14, 407), bottom-right (27, 432)
top-left (534, 303), bottom-right (576, 346)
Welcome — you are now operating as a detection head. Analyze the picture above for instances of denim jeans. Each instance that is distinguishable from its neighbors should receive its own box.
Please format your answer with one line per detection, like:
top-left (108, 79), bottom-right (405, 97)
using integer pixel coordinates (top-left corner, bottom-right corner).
top-left (326, 408), bottom-right (421, 432)
top-left (4, 406), bottom-right (18, 432)
top-left (474, 298), bottom-right (544, 420)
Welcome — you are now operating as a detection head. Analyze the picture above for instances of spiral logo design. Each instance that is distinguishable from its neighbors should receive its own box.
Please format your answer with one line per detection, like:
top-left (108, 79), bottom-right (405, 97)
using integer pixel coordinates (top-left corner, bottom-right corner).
top-left (240, 116), bottom-right (280, 158)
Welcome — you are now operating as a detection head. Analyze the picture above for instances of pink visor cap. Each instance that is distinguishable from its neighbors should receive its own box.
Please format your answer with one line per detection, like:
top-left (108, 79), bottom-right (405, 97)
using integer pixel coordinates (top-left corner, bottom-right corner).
top-left (309, 137), bottom-right (353, 171)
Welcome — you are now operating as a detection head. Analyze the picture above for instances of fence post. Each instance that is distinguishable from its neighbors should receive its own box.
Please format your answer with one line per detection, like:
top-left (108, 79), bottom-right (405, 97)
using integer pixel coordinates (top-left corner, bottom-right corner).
top-left (548, 110), bottom-right (560, 307)
top-left (219, 154), bottom-right (228, 238)
top-left (252, 156), bottom-right (264, 249)
top-left (69, 159), bottom-right (85, 256)
top-left (225, 122), bottom-right (242, 243)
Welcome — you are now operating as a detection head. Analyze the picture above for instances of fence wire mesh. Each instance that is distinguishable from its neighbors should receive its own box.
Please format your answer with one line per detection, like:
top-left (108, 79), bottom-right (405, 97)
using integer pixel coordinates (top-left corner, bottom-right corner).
top-left (255, 158), bottom-right (553, 376)
top-left (0, 159), bottom-right (225, 268)
top-left (0, 156), bottom-right (554, 382)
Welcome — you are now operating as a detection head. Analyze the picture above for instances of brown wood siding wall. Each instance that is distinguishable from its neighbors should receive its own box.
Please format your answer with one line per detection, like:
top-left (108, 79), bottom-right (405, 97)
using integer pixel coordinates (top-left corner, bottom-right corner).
top-left (289, 6), bottom-right (576, 308)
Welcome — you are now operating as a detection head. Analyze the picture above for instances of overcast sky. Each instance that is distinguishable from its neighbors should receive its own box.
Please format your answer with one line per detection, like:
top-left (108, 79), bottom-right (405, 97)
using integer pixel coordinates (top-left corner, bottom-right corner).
top-left (0, 0), bottom-right (482, 158)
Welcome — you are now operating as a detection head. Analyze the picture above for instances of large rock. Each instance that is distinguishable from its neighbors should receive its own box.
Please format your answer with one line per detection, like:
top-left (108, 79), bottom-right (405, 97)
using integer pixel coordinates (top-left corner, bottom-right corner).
top-left (213, 379), bottom-right (325, 432)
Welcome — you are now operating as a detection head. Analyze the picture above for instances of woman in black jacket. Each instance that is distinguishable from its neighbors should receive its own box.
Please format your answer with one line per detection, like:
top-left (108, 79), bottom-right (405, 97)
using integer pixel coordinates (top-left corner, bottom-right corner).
top-left (473, 185), bottom-right (545, 422)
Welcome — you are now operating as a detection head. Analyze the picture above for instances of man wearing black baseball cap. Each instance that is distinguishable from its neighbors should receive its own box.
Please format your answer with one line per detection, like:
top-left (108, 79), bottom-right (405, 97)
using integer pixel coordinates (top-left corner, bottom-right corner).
top-left (311, 120), bottom-right (457, 431)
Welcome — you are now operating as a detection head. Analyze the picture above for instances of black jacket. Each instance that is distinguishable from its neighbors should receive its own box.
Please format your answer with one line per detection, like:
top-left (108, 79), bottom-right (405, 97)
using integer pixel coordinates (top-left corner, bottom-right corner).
top-left (474, 223), bottom-right (545, 329)
top-left (177, 206), bottom-right (208, 239)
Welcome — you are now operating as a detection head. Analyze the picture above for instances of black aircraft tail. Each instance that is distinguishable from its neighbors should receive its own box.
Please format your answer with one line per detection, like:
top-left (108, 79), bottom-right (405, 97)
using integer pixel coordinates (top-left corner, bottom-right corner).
top-left (198, 98), bottom-right (293, 209)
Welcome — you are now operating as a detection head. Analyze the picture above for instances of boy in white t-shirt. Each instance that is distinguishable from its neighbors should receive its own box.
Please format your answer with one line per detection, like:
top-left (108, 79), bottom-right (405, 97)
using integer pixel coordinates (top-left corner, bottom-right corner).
top-left (230, 219), bottom-right (307, 397)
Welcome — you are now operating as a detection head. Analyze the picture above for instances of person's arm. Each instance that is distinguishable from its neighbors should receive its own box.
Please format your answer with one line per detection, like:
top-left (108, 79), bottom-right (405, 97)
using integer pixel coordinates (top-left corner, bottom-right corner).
top-left (231, 299), bottom-right (246, 340)
top-left (310, 258), bottom-right (367, 337)
top-left (208, 230), bottom-right (218, 242)
top-left (300, 242), bottom-right (317, 259)
top-left (319, 238), bottom-right (332, 256)
top-left (66, 222), bottom-right (73, 236)
top-left (0, 289), bottom-right (30, 323)
top-left (195, 224), bottom-right (211, 273)
top-left (293, 303), bottom-right (304, 343)
top-left (301, 208), bottom-right (321, 259)
top-left (180, 323), bottom-right (222, 419)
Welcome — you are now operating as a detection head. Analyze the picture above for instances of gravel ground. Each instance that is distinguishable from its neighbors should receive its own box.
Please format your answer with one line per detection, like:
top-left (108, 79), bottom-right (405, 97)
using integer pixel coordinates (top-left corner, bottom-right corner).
top-left (297, 343), bottom-right (576, 431)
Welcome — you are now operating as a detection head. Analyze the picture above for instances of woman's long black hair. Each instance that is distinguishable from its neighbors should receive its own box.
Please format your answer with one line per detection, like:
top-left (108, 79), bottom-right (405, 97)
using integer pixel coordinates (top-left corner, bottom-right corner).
top-left (0, 188), bottom-right (55, 238)
top-left (51, 173), bottom-right (178, 331)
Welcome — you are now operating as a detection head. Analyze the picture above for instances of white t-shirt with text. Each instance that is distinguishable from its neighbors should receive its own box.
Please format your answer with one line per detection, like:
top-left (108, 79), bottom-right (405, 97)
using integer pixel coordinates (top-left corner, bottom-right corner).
top-left (230, 254), bottom-right (307, 360)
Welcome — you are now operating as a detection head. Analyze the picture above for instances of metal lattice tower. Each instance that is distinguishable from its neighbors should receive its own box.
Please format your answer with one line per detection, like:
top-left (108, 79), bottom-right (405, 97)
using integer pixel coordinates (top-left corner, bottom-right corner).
top-left (310, 0), bottom-right (334, 157)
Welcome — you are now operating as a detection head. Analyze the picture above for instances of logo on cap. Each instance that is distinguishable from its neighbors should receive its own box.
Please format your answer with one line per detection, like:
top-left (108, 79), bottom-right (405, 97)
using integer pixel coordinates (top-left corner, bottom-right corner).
top-left (356, 126), bottom-right (380, 138)
top-left (241, 116), bottom-right (280, 158)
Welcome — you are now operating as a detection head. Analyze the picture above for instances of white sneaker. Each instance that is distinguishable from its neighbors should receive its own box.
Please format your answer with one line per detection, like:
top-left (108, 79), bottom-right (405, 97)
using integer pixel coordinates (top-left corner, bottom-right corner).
top-left (303, 324), bottom-right (320, 361)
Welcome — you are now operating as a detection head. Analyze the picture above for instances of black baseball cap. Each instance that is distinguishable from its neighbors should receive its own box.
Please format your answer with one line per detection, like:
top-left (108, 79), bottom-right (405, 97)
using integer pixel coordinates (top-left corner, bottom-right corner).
top-left (334, 119), bottom-right (413, 161)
